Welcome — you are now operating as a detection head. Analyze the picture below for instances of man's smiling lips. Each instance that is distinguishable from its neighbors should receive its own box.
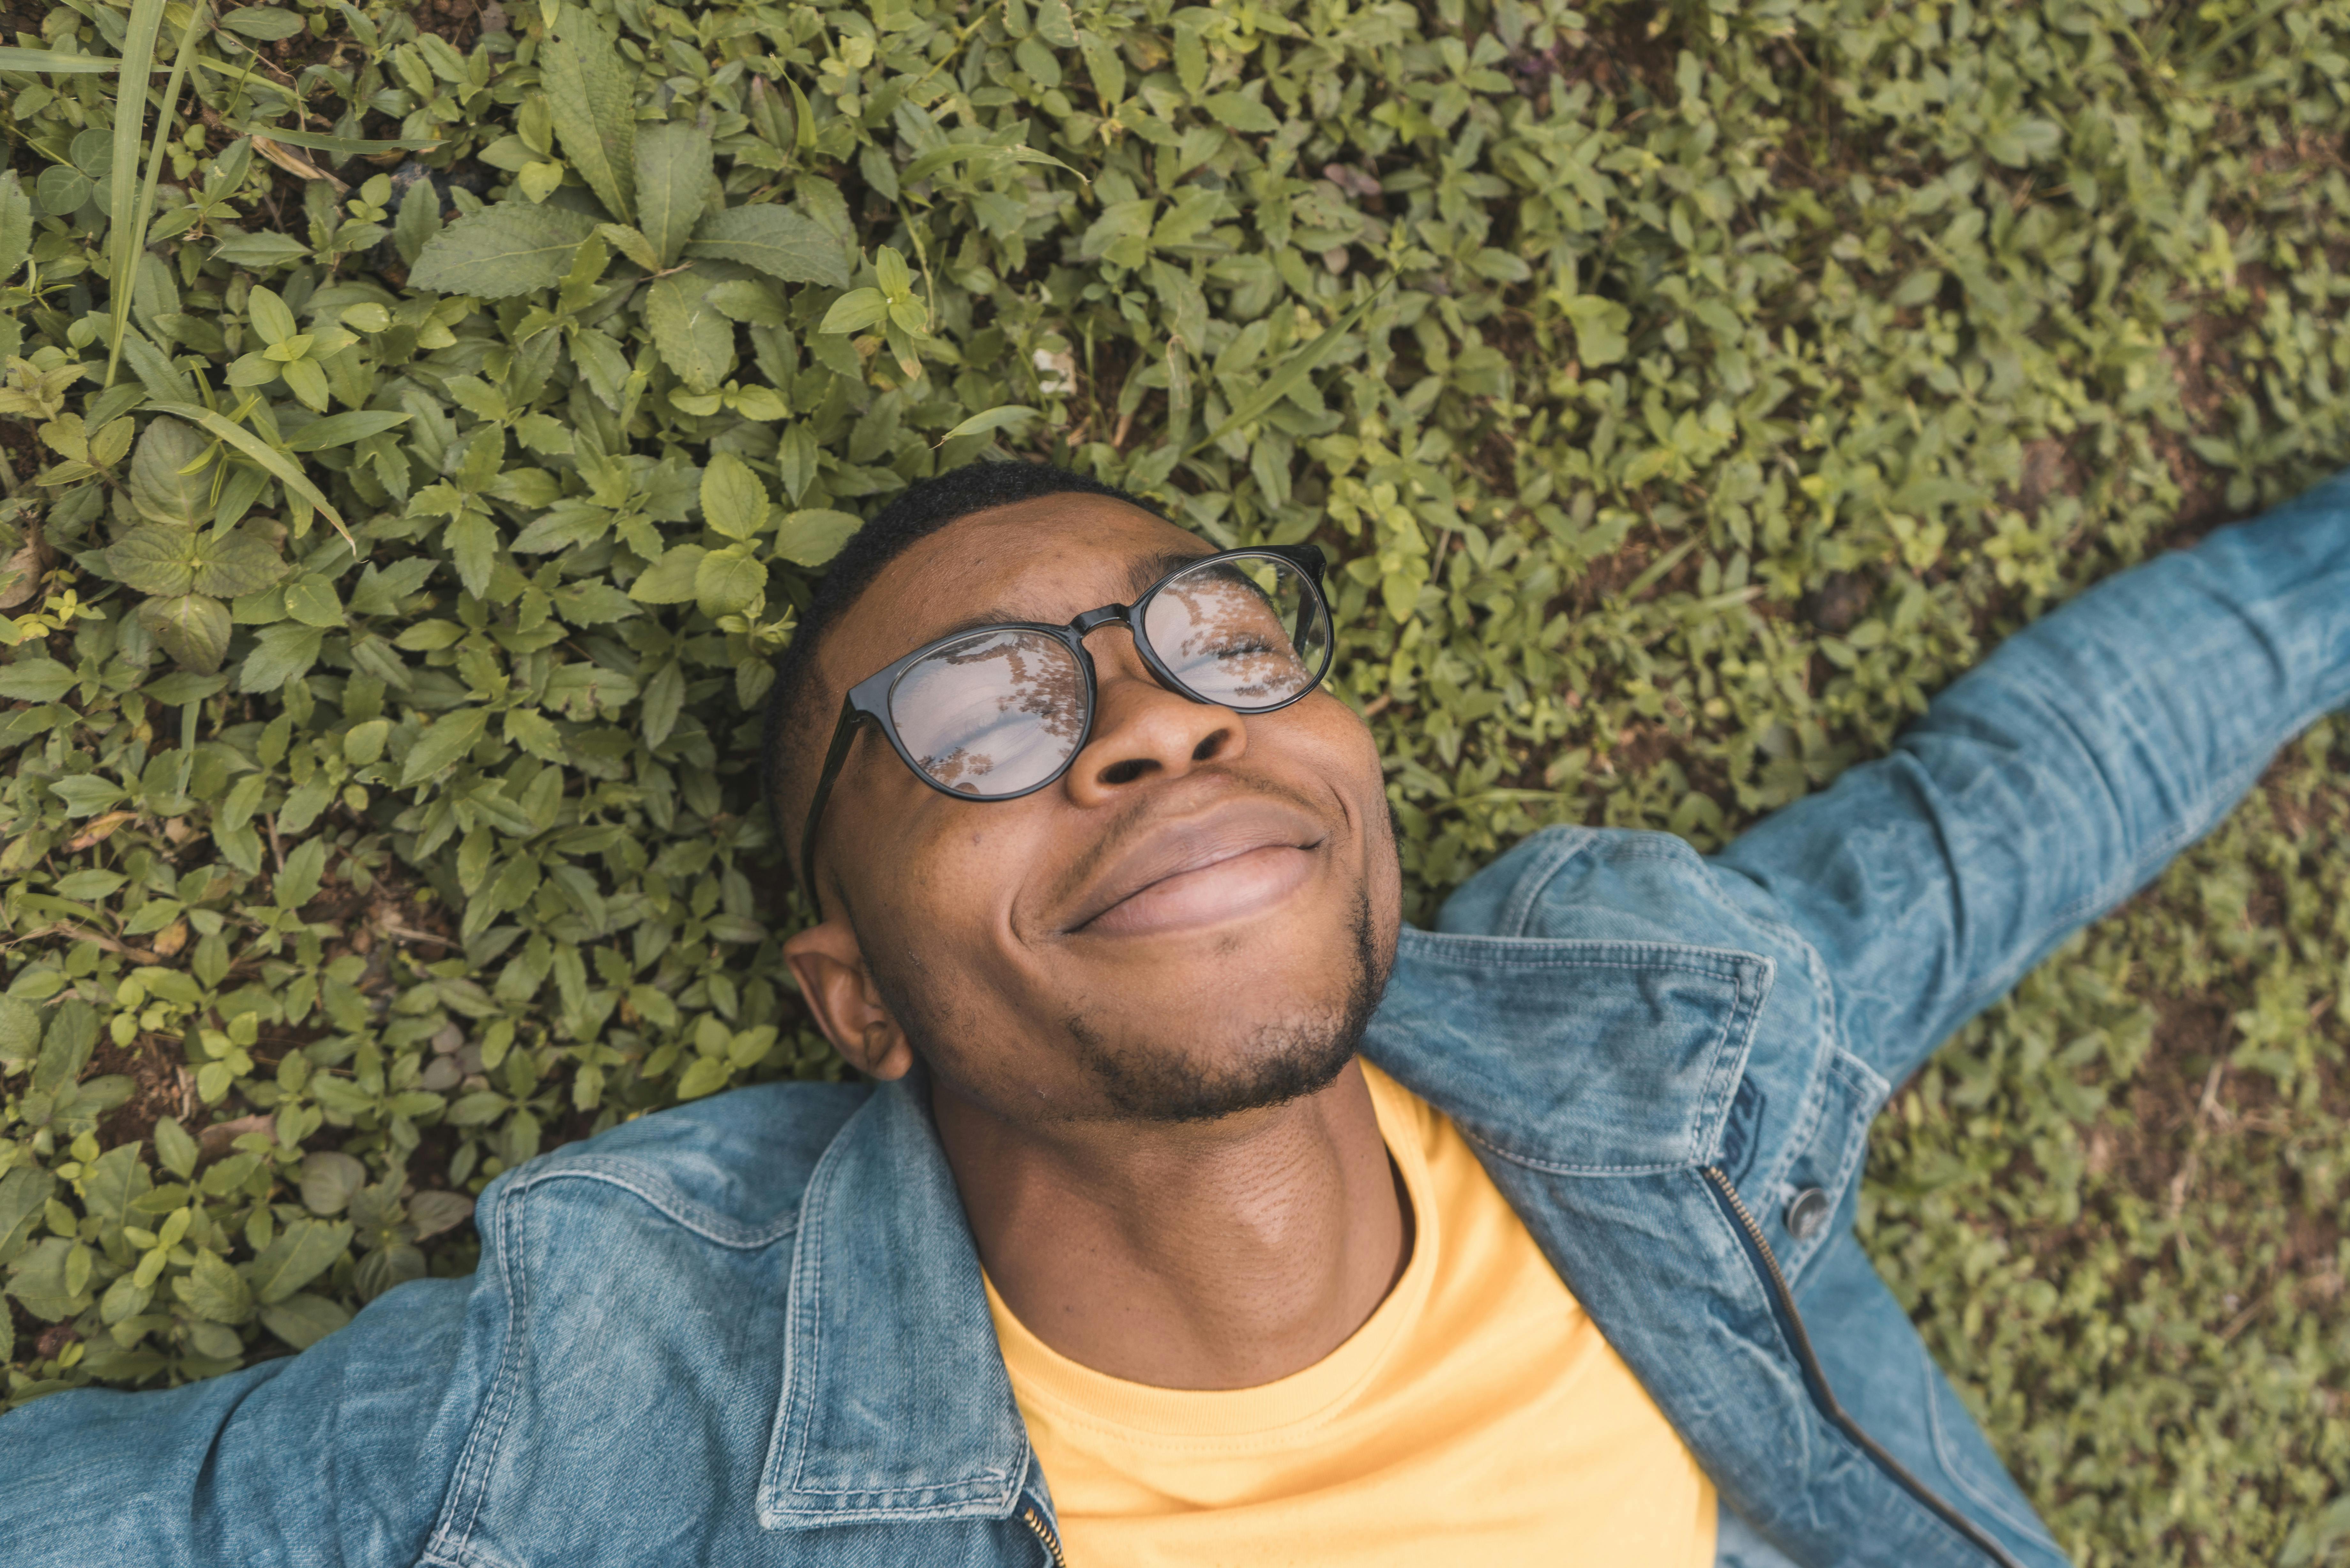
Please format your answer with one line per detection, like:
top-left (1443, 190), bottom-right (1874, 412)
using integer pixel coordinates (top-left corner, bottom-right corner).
top-left (1060, 799), bottom-right (1327, 938)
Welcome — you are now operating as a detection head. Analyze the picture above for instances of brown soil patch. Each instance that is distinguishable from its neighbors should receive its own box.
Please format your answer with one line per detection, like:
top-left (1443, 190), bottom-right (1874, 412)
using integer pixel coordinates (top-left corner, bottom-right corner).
top-left (91, 1033), bottom-right (196, 1155)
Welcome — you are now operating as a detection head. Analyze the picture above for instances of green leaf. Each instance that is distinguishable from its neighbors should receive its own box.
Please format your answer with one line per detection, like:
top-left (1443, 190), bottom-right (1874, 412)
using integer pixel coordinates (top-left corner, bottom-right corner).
top-left (1201, 91), bottom-right (1280, 132)
top-left (247, 284), bottom-right (297, 346)
top-left (0, 998), bottom-right (42, 1072)
top-left (0, 171), bottom-right (33, 283)
top-left (699, 451), bottom-right (767, 541)
top-left (238, 622), bottom-right (325, 692)
top-left (192, 529), bottom-right (287, 599)
top-left (694, 546), bottom-right (766, 617)
top-left (258, 1291), bottom-right (351, 1350)
top-left (139, 593), bottom-right (231, 674)
top-left (772, 509), bottom-right (862, 569)
top-left (409, 1191), bottom-right (474, 1240)
top-left (393, 178), bottom-right (441, 267)
top-left (177, 1248), bottom-right (255, 1323)
top-left (282, 574), bottom-right (343, 627)
top-left (628, 543), bottom-right (706, 603)
top-left (47, 777), bottom-right (125, 816)
top-left (107, 525), bottom-right (199, 595)
top-left (221, 8), bottom-right (306, 40)
top-left (0, 48), bottom-right (127, 73)
top-left (0, 1167), bottom-right (55, 1267)
top-left (153, 1115), bottom-right (199, 1180)
top-left (283, 409), bottom-right (411, 452)
top-left (1192, 284), bottom-right (1385, 455)
top-left (275, 835), bottom-right (328, 908)
top-left (1559, 294), bottom-right (1630, 369)
top-left (299, 1150), bottom-right (367, 1215)
top-left (702, 278), bottom-right (790, 326)
top-left (633, 120), bottom-right (712, 267)
top-left (4, 1238), bottom-right (84, 1322)
top-left (818, 286), bottom-right (889, 336)
top-left (147, 401), bottom-right (351, 543)
top-left (409, 201), bottom-right (600, 298)
top-left (400, 704), bottom-right (491, 785)
top-left (129, 416), bottom-right (210, 527)
top-left (227, 124), bottom-right (442, 155)
top-left (900, 141), bottom-right (1083, 188)
top-left (0, 660), bottom-right (76, 701)
top-left (938, 404), bottom-right (1041, 445)
top-left (594, 222), bottom-right (661, 272)
top-left (538, 12), bottom-right (637, 222)
top-left (643, 276), bottom-right (733, 393)
top-left (54, 869), bottom-right (127, 900)
top-left (211, 231), bottom-right (312, 270)
top-left (685, 204), bottom-right (852, 288)
top-left (448, 510), bottom-right (499, 599)
top-left (676, 1054), bottom-right (730, 1099)
top-left (247, 1218), bottom-right (353, 1303)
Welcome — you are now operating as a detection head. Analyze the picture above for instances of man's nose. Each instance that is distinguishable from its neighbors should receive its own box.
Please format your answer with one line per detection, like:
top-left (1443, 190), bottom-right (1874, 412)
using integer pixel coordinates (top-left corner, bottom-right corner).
top-left (1062, 629), bottom-right (1244, 805)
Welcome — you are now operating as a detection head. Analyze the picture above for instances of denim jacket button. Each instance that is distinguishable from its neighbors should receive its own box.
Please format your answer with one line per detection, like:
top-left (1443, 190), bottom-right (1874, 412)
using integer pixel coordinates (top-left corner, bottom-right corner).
top-left (1783, 1187), bottom-right (1831, 1241)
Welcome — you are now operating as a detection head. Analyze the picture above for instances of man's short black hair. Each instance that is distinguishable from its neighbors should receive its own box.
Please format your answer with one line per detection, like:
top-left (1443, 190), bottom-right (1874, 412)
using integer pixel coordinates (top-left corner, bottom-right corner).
top-left (759, 459), bottom-right (1173, 878)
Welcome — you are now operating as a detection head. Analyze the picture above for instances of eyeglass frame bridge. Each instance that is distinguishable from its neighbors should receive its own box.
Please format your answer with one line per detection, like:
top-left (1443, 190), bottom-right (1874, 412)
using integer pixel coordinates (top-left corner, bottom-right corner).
top-left (795, 543), bottom-right (1332, 898)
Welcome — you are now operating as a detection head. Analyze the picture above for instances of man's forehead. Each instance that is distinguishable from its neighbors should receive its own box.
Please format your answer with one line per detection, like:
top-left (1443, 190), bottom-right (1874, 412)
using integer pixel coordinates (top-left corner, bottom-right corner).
top-left (825, 494), bottom-right (1206, 678)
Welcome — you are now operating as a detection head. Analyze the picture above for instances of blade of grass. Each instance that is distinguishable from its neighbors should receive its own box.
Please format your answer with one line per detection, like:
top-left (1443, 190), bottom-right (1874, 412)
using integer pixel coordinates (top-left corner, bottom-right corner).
top-left (102, 0), bottom-right (167, 389)
top-left (225, 124), bottom-right (443, 155)
top-left (0, 48), bottom-right (129, 74)
top-left (2185, 0), bottom-right (2297, 69)
top-left (149, 400), bottom-right (352, 545)
top-left (107, 0), bottom-right (207, 390)
top-left (1186, 280), bottom-right (1390, 457)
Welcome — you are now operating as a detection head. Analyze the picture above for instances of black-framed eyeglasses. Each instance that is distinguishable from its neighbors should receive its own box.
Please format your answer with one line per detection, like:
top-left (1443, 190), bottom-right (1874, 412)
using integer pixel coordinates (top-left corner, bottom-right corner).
top-left (798, 544), bottom-right (1334, 892)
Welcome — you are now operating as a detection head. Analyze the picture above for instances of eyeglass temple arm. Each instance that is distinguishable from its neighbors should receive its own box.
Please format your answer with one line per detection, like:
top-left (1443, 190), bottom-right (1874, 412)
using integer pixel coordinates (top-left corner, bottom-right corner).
top-left (797, 695), bottom-right (865, 901)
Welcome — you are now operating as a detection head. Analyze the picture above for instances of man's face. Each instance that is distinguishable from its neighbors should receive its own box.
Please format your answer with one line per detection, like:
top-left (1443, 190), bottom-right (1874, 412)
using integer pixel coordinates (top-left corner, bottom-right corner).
top-left (785, 493), bottom-right (1402, 1127)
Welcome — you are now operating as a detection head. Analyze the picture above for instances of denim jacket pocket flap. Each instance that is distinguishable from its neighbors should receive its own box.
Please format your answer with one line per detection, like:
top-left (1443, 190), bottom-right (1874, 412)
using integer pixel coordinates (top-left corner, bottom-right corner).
top-left (1364, 928), bottom-right (1773, 1175)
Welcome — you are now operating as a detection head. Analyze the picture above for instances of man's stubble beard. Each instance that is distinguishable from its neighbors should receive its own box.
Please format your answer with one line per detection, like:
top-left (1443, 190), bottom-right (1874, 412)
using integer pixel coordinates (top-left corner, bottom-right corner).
top-left (1064, 887), bottom-right (1389, 1123)
top-left (868, 886), bottom-right (1392, 1127)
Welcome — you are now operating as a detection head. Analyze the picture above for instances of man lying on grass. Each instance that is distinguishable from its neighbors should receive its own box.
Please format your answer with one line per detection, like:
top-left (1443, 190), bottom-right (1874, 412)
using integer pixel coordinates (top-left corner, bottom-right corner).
top-left (4, 458), bottom-right (2347, 1567)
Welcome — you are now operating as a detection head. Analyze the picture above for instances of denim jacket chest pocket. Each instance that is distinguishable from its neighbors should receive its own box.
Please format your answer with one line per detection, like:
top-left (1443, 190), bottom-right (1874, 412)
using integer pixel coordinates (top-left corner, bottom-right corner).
top-left (1362, 928), bottom-right (1775, 1178)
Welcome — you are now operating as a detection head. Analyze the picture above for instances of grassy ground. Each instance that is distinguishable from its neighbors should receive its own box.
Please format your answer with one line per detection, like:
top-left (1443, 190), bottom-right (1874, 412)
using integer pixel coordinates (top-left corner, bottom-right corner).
top-left (1, 0), bottom-right (2346, 1558)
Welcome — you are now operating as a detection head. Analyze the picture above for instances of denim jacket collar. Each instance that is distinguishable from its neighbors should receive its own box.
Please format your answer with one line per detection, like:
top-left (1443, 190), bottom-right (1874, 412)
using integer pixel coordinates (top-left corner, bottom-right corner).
top-left (755, 924), bottom-right (1769, 1531)
top-left (759, 1074), bottom-right (1035, 1531)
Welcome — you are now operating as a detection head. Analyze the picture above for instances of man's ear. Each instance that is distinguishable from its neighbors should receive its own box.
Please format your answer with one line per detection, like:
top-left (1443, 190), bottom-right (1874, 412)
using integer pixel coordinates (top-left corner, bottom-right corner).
top-left (783, 919), bottom-right (915, 1080)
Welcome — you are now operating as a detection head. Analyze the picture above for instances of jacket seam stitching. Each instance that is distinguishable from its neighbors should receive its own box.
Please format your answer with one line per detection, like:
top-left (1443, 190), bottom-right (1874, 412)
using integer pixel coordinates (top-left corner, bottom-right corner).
top-left (1923, 1361), bottom-right (2054, 1543)
top-left (1454, 1124), bottom-right (1703, 1178)
top-left (767, 1124), bottom-right (1023, 1517)
top-left (1691, 959), bottom-right (1771, 1169)
top-left (1498, 826), bottom-right (1596, 937)
top-left (1398, 941), bottom-right (1766, 977)
top-left (507, 1163), bottom-right (798, 1250)
top-left (424, 1180), bottom-right (530, 1564)
top-left (1781, 1052), bottom-right (1882, 1284)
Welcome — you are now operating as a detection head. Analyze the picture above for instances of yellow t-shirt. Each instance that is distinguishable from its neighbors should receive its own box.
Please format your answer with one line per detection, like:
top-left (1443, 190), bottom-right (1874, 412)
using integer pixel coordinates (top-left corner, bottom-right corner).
top-left (984, 1062), bottom-right (1718, 1566)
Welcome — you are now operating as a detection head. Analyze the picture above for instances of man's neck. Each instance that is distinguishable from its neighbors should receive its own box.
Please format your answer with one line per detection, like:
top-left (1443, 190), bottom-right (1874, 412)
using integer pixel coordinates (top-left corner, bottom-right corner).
top-left (930, 1058), bottom-right (1411, 1391)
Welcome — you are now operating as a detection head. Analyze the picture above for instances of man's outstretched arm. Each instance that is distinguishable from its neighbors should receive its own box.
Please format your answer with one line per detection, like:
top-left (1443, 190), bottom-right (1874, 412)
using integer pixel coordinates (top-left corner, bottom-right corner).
top-left (1711, 474), bottom-right (2350, 1088)
top-left (0, 1274), bottom-right (488, 1566)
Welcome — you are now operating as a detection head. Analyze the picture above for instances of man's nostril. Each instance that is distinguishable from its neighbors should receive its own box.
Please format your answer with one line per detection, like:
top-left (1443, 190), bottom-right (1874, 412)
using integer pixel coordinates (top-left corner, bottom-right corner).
top-left (1100, 758), bottom-right (1154, 786)
top-left (1191, 733), bottom-right (1221, 763)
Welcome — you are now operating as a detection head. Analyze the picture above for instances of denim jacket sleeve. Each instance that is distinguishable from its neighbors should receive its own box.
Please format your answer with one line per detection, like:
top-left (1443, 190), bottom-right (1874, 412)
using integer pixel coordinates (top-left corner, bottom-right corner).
top-left (1710, 475), bottom-right (2350, 1088)
top-left (0, 1273), bottom-right (488, 1566)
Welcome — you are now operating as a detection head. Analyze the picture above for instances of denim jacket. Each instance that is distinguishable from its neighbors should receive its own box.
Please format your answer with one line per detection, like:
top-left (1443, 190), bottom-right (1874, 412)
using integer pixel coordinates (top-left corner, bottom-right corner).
top-left (5, 481), bottom-right (2347, 1568)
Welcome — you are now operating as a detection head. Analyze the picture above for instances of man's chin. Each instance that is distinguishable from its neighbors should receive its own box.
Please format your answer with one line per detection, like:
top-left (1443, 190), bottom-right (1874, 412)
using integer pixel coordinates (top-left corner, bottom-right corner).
top-left (1060, 889), bottom-right (1388, 1125)
top-left (1068, 1013), bottom-right (1363, 1124)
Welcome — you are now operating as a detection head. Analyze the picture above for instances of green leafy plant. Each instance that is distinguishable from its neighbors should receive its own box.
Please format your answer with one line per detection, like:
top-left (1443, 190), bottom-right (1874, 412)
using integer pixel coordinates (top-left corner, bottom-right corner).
top-left (1, 0), bottom-right (2347, 1557)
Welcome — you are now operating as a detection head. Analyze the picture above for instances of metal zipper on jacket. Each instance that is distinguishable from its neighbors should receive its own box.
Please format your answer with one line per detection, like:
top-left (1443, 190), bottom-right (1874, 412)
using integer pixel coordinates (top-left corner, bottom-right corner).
top-left (1698, 1166), bottom-right (2027, 1568)
top-left (1020, 1502), bottom-right (1067, 1567)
